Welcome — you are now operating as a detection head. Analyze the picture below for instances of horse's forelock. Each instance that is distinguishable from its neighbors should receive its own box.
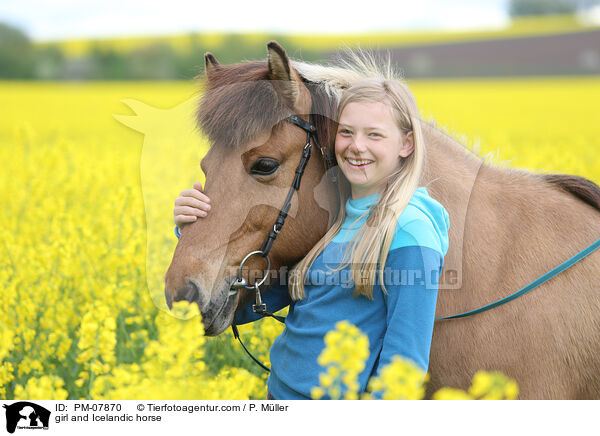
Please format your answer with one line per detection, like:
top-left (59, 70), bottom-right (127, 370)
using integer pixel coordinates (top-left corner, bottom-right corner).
top-left (197, 61), bottom-right (291, 150)
top-left (196, 60), bottom-right (342, 153)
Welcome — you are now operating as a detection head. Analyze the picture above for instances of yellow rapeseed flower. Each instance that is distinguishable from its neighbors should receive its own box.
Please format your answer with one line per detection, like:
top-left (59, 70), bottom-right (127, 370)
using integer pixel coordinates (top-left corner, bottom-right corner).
top-left (313, 320), bottom-right (370, 400)
top-left (432, 388), bottom-right (473, 400)
top-left (3, 79), bottom-right (590, 400)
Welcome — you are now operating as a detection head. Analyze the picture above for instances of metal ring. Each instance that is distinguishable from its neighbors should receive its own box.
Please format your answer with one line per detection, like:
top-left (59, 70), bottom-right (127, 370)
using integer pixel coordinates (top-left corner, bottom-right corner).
top-left (273, 224), bottom-right (280, 235)
top-left (236, 250), bottom-right (271, 289)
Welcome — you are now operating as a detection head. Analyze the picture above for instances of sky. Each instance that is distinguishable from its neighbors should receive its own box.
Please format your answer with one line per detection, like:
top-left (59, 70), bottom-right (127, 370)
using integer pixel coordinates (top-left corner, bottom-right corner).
top-left (0, 0), bottom-right (510, 42)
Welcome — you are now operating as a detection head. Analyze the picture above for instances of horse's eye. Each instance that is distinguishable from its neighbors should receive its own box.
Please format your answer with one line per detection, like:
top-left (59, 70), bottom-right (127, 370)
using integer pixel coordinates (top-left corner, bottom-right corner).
top-left (250, 158), bottom-right (280, 176)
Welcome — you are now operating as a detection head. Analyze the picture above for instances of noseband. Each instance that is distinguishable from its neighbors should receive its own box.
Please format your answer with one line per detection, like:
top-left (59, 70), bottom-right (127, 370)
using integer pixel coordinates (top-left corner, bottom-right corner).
top-left (230, 113), bottom-right (337, 372)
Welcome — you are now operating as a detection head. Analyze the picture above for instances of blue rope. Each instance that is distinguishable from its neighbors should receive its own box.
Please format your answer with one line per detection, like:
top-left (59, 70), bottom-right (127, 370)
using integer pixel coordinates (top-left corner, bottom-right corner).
top-left (435, 236), bottom-right (600, 321)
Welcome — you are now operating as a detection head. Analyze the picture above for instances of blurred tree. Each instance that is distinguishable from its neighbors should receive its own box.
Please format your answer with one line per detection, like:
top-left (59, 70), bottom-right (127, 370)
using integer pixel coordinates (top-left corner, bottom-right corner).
top-left (274, 35), bottom-right (326, 64)
top-left (128, 42), bottom-right (177, 80)
top-left (88, 43), bottom-right (130, 79)
top-left (34, 45), bottom-right (65, 79)
top-left (0, 22), bottom-right (34, 78)
top-left (173, 33), bottom-right (208, 80)
top-left (509, 0), bottom-right (591, 16)
top-left (214, 34), bottom-right (265, 64)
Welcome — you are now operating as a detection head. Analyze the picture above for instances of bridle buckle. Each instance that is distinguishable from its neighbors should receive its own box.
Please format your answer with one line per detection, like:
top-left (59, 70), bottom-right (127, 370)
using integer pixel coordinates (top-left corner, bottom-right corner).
top-left (252, 282), bottom-right (267, 314)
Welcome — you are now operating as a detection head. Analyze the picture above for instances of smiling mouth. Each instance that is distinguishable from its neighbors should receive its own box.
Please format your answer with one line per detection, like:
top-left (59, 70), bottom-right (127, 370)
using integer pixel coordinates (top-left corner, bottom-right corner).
top-left (345, 158), bottom-right (374, 169)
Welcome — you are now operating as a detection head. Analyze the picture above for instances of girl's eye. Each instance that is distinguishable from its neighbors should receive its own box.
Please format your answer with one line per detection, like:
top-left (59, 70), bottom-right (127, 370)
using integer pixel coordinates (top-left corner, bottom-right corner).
top-left (338, 129), bottom-right (352, 135)
top-left (369, 132), bottom-right (382, 137)
top-left (250, 158), bottom-right (280, 176)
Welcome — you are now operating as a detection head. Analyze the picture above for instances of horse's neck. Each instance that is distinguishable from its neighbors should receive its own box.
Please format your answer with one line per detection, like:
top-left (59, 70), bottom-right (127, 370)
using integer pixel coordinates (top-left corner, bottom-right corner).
top-left (420, 124), bottom-right (488, 291)
top-left (421, 123), bottom-right (485, 191)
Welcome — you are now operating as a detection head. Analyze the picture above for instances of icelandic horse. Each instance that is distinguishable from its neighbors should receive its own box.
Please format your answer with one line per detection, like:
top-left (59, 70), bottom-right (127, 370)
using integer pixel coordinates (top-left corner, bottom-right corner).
top-left (165, 41), bottom-right (600, 399)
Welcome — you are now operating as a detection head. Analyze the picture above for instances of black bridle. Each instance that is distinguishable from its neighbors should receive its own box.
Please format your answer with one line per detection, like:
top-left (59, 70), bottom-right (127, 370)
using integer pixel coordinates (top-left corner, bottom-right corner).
top-left (230, 113), bottom-right (337, 372)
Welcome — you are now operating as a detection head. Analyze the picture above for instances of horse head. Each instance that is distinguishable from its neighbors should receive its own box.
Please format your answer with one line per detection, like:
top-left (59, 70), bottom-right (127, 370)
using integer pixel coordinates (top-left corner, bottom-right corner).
top-left (164, 41), bottom-right (340, 335)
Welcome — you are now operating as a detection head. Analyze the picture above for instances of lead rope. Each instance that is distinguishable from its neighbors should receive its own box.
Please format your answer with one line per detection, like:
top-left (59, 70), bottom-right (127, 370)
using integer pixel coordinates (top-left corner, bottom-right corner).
top-left (435, 236), bottom-right (600, 321)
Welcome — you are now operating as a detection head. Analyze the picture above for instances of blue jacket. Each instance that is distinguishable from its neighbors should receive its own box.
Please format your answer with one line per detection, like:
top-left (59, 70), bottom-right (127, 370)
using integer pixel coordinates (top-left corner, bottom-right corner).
top-left (176, 187), bottom-right (449, 399)
top-left (233, 187), bottom-right (450, 400)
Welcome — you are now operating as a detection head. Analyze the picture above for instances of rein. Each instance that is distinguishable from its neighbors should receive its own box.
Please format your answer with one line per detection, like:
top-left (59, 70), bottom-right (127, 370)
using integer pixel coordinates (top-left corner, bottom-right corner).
top-left (227, 115), bottom-right (600, 373)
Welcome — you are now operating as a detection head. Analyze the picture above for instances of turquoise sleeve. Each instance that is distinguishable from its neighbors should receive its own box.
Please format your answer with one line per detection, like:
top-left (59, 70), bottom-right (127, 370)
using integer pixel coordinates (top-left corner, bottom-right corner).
top-left (375, 245), bottom-right (442, 386)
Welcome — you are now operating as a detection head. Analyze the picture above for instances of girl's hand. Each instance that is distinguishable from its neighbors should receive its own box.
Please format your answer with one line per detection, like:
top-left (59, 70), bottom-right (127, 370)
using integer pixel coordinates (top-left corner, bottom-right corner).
top-left (174, 181), bottom-right (211, 228)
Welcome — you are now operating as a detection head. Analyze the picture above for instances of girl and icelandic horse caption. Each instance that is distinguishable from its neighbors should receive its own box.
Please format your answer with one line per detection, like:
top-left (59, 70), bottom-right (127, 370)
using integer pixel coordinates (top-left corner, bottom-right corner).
top-left (164, 41), bottom-right (600, 399)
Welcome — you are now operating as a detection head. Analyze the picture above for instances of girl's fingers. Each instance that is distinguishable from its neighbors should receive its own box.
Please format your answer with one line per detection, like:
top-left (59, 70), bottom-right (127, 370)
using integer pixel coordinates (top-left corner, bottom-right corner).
top-left (176, 214), bottom-right (197, 223)
top-left (197, 191), bottom-right (211, 204)
top-left (174, 197), bottom-right (211, 212)
top-left (174, 215), bottom-right (197, 226)
top-left (178, 188), bottom-right (211, 204)
top-left (174, 182), bottom-right (211, 227)
top-left (174, 205), bottom-right (208, 217)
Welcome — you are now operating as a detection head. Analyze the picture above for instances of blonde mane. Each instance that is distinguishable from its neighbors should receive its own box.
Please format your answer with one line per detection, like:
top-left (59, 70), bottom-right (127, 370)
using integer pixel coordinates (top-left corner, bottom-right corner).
top-left (292, 52), bottom-right (519, 172)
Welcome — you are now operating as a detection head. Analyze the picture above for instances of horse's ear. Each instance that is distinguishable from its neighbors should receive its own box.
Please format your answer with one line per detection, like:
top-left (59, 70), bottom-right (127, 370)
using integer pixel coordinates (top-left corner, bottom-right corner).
top-left (267, 40), bottom-right (302, 109)
top-left (204, 52), bottom-right (220, 79)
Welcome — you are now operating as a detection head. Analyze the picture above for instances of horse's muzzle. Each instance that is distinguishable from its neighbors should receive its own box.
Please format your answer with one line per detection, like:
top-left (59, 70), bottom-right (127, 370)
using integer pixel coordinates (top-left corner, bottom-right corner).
top-left (165, 279), bottom-right (238, 336)
top-left (165, 280), bottom-right (201, 310)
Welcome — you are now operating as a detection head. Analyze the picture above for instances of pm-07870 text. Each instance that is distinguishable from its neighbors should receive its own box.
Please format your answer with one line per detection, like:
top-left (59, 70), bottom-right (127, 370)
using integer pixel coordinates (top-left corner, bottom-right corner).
top-left (74, 404), bottom-right (122, 412)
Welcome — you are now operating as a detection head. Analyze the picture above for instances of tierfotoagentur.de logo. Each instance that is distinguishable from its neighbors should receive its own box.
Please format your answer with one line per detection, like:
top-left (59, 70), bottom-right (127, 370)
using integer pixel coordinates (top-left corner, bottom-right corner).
top-left (2, 402), bottom-right (50, 434)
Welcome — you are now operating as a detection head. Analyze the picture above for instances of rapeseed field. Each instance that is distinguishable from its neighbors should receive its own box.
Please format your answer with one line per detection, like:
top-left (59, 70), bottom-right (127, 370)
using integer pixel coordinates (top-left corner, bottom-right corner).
top-left (1, 77), bottom-right (598, 400)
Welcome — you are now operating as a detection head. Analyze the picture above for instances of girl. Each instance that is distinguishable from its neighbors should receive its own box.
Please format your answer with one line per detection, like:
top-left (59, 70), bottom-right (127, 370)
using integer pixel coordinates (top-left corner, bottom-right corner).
top-left (173, 77), bottom-right (450, 400)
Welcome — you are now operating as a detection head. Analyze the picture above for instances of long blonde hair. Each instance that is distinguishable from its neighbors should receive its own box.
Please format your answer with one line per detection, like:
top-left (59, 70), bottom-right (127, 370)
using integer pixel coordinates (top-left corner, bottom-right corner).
top-left (289, 75), bottom-right (425, 300)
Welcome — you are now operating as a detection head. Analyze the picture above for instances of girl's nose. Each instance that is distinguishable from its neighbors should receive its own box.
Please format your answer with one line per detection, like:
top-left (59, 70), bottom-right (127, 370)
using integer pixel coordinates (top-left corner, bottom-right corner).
top-left (348, 134), bottom-right (367, 152)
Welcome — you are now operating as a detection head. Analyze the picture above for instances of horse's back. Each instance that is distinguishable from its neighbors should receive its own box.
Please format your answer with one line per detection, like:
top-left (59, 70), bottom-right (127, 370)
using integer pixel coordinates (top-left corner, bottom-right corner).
top-left (428, 166), bottom-right (600, 399)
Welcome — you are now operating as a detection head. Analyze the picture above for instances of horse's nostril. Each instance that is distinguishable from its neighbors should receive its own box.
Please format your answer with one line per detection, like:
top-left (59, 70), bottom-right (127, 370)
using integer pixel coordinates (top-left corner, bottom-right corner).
top-left (184, 281), bottom-right (200, 303)
top-left (172, 280), bottom-right (201, 305)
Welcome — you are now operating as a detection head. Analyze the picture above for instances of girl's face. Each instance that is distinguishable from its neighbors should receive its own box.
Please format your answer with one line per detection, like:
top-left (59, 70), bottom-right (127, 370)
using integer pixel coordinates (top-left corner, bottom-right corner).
top-left (335, 100), bottom-right (414, 199)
